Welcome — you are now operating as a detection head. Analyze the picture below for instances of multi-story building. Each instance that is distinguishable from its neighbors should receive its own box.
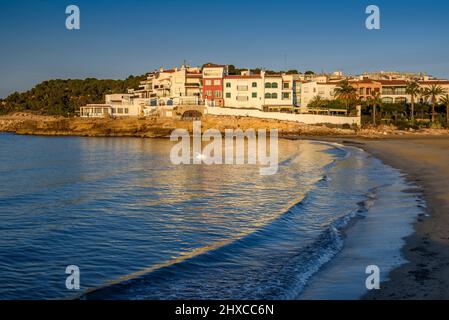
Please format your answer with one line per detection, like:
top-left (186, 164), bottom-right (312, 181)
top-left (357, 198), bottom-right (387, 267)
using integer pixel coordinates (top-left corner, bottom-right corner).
top-left (350, 79), bottom-right (381, 101)
top-left (223, 71), bottom-right (263, 109)
top-left (202, 64), bottom-right (228, 107)
top-left (300, 81), bottom-right (337, 108)
top-left (222, 71), bottom-right (297, 111)
top-left (375, 79), bottom-right (449, 104)
top-left (81, 63), bottom-right (449, 119)
top-left (418, 80), bottom-right (449, 102)
top-left (377, 80), bottom-right (409, 104)
top-left (126, 65), bottom-right (204, 106)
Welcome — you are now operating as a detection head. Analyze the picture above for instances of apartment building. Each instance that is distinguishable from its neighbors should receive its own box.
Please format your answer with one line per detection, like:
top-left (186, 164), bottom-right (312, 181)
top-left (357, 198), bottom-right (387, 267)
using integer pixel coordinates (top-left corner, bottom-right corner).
top-left (222, 71), bottom-right (297, 111)
top-left (418, 80), bottom-right (449, 102)
top-left (350, 79), bottom-right (381, 101)
top-left (376, 80), bottom-right (449, 103)
top-left (300, 81), bottom-right (337, 108)
top-left (223, 72), bottom-right (263, 109)
top-left (202, 64), bottom-right (228, 106)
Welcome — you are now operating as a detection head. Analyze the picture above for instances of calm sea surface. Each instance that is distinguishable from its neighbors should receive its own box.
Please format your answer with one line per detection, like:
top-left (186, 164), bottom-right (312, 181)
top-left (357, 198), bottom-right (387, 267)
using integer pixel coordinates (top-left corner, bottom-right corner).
top-left (0, 133), bottom-right (422, 299)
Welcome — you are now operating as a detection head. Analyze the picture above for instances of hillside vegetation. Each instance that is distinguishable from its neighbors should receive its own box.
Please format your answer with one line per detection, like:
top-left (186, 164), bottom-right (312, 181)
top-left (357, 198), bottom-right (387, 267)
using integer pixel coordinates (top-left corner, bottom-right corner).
top-left (0, 75), bottom-right (146, 116)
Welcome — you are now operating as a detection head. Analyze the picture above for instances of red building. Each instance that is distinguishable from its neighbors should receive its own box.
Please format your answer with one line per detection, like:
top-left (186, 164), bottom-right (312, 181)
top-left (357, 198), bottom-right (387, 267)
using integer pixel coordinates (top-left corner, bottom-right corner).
top-left (202, 64), bottom-right (228, 106)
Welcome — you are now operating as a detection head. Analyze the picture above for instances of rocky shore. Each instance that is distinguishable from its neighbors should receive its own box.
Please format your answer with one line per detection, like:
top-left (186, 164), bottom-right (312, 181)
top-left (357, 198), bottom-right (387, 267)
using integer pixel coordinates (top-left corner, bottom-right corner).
top-left (2, 113), bottom-right (448, 138)
top-left (0, 113), bottom-right (356, 138)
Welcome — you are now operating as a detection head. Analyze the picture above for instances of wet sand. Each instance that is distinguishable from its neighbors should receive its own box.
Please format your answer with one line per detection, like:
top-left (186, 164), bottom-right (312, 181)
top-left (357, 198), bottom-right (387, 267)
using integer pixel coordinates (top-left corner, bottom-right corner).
top-left (316, 136), bottom-right (449, 299)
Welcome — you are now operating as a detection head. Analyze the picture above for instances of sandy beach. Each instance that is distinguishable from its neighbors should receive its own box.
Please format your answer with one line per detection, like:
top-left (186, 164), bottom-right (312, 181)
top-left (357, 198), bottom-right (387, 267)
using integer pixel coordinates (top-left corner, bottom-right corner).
top-left (315, 136), bottom-right (449, 299)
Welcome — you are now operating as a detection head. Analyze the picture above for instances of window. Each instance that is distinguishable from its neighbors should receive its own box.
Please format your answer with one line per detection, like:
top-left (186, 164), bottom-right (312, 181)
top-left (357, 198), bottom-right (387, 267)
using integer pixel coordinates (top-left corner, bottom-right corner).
top-left (395, 87), bottom-right (406, 95)
top-left (252, 82), bottom-right (257, 88)
top-left (271, 93), bottom-right (278, 99)
top-left (124, 108), bottom-right (129, 114)
top-left (252, 92), bottom-right (257, 98)
top-left (283, 82), bottom-right (289, 89)
top-left (205, 80), bottom-right (212, 86)
top-left (214, 91), bottom-right (222, 98)
top-left (118, 108), bottom-right (123, 114)
top-left (382, 88), bottom-right (394, 95)
top-left (265, 93), bottom-right (271, 99)
top-left (237, 85), bottom-right (248, 91)
top-left (214, 80), bottom-right (221, 86)
top-left (283, 92), bottom-right (290, 99)
top-left (236, 95), bottom-right (248, 101)
top-left (226, 93), bottom-right (231, 98)
top-left (206, 90), bottom-right (212, 96)
top-left (226, 82), bottom-right (231, 88)
top-left (265, 83), bottom-right (272, 89)
top-left (271, 82), bottom-right (278, 89)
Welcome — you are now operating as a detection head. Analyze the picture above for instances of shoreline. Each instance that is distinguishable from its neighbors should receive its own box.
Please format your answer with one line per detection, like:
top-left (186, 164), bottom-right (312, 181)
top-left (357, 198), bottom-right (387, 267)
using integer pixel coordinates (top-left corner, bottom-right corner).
top-left (298, 142), bottom-right (422, 299)
top-left (2, 113), bottom-right (449, 139)
top-left (306, 136), bottom-right (449, 299)
top-left (2, 114), bottom-right (449, 299)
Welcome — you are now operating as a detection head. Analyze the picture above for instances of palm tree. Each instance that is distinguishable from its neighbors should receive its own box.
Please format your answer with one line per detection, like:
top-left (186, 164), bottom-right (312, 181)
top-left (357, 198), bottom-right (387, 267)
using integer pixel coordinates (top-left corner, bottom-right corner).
top-left (366, 91), bottom-right (382, 125)
top-left (334, 79), bottom-right (358, 114)
top-left (405, 81), bottom-right (420, 125)
top-left (440, 94), bottom-right (449, 127)
top-left (418, 87), bottom-right (427, 119)
top-left (423, 84), bottom-right (445, 123)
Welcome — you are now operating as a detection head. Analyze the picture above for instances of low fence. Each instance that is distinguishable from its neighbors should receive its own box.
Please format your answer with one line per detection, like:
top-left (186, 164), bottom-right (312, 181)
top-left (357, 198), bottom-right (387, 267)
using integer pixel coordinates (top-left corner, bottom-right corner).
top-left (206, 107), bottom-right (361, 126)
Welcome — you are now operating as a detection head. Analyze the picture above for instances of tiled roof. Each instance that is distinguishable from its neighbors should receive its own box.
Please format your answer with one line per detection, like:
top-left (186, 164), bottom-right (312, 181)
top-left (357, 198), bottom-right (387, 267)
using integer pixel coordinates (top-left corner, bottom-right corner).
top-left (224, 75), bottom-right (262, 79)
top-left (418, 80), bottom-right (449, 85)
top-left (376, 80), bottom-right (408, 85)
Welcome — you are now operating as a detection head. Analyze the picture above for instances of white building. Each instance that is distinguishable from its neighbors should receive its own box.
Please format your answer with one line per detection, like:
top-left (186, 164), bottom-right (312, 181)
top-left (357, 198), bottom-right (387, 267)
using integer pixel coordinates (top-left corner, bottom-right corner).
top-left (300, 81), bottom-right (337, 108)
top-left (222, 71), bottom-right (298, 111)
top-left (130, 64), bottom-right (203, 106)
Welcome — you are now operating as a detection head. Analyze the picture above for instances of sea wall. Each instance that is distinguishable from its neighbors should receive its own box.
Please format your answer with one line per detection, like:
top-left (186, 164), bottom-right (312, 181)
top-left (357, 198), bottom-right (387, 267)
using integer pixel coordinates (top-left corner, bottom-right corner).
top-left (206, 107), bottom-right (361, 126)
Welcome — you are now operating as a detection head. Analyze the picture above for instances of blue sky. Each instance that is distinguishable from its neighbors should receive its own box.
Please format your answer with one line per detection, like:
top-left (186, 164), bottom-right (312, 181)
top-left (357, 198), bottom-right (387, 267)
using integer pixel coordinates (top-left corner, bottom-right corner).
top-left (1, 0), bottom-right (449, 98)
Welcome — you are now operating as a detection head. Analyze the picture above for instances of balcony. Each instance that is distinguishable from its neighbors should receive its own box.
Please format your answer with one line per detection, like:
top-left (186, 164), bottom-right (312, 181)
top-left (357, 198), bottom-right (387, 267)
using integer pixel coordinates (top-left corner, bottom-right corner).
top-left (185, 83), bottom-right (201, 87)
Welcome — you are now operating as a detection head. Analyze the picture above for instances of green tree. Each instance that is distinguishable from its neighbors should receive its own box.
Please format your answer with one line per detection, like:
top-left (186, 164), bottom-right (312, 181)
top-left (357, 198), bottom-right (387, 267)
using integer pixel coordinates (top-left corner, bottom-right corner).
top-left (439, 94), bottom-right (449, 127)
top-left (423, 84), bottom-right (445, 123)
top-left (2, 75), bottom-right (147, 116)
top-left (366, 91), bottom-right (382, 125)
top-left (405, 81), bottom-right (420, 125)
top-left (307, 96), bottom-right (327, 109)
top-left (334, 79), bottom-right (358, 113)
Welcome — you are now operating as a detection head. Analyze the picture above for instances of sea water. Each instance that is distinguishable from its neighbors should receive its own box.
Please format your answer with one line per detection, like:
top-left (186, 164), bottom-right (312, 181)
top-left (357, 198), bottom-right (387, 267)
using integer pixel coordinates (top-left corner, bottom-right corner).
top-left (0, 133), bottom-right (422, 300)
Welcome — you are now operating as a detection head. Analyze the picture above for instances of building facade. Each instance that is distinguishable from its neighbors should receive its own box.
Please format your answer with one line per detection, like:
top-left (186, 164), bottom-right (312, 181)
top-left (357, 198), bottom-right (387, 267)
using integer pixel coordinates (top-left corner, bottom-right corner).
top-left (300, 81), bottom-right (337, 108)
top-left (350, 80), bottom-right (382, 101)
top-left (202, 64), bottom-right (228, 107)
top-left (222, 71), bottom-right (297, 111)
